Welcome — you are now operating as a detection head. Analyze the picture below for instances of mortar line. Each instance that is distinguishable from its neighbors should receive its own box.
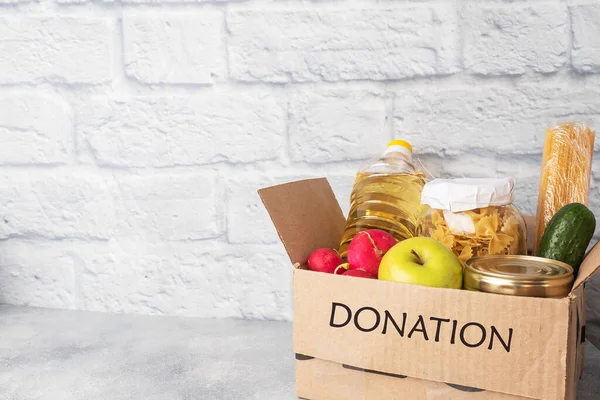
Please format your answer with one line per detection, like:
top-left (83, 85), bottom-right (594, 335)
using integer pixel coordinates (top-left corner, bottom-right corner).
top-left (567, 2), bottom-right (575, 70)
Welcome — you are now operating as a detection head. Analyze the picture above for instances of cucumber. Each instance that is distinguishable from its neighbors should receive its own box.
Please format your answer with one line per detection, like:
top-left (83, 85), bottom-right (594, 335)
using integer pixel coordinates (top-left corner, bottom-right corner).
top-left (538, 203), bottom-right (596, 275)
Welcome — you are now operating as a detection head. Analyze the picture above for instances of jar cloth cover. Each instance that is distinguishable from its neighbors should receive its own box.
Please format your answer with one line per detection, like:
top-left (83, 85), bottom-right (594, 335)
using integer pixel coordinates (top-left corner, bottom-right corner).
top-left (420, 178), bottom-right (527, 265)
top-left (421, 177), bottom-right (516, 212)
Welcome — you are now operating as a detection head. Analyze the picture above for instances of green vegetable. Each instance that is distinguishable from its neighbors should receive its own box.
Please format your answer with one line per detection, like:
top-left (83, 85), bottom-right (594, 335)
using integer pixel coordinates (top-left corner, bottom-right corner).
top-left (538, 203), bottom-right (596, 275)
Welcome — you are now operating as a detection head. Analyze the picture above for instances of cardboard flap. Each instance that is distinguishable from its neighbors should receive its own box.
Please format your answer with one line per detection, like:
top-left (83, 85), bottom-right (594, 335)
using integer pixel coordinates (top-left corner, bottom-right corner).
top-left (258, 178), bottom-right (346, 265)
top-left (571, 240), bottom-right (600, 293)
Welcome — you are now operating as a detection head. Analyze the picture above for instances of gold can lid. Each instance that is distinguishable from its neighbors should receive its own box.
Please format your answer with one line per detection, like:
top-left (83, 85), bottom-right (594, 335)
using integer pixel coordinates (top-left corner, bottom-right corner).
top-left (464, 255), bottom-right (574, 298)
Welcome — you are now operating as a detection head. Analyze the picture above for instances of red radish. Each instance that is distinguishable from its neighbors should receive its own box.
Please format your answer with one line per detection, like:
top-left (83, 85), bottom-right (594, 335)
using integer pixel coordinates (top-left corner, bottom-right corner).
top-left (307, 248), bottom-right (343, 274)
top-left (347, 229), bottom-right (397, 276)
top-left (342, 269), bottom-right (375, 279)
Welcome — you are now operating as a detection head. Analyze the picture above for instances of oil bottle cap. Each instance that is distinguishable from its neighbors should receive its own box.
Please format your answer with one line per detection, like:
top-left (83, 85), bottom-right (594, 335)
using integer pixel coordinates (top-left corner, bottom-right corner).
top-left (384, 140), bottom-right (413, 159)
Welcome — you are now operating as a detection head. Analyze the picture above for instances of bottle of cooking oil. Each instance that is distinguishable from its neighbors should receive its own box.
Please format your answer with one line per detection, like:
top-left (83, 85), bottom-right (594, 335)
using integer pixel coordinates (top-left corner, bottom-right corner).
top-left (339, 140), bottom-right (427, 258)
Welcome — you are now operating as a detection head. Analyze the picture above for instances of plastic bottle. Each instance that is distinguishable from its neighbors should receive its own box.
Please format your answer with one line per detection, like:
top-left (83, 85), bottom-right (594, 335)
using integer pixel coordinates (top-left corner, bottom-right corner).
top-left (338, 140), bottom-right (427, 258)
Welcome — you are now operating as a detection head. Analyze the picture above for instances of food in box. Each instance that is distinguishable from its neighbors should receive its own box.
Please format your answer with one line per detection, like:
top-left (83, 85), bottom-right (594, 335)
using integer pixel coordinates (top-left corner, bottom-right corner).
top-left (420, 178), bottom-right (527, 264)
top-left (259, 122), bottom-right (599, 400)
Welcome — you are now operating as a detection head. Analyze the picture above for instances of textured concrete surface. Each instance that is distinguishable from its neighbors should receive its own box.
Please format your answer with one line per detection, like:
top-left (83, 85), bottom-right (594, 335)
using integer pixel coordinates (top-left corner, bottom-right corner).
top-left (0, 305), bottom-right (599, 400)
top-left (0, 305), bottom-right (294, 399)
top-left (2, 1), bottom-right (600, 322)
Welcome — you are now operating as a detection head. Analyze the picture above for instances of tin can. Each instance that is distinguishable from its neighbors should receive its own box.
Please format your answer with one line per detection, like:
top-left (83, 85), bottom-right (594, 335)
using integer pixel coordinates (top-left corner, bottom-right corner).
top-left (464, 255), bottom-right (574, 298)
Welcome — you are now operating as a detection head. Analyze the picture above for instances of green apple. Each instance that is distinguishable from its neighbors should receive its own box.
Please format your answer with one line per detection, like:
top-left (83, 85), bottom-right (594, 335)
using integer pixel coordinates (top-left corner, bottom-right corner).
top-left (378, 237), bottom-right (463, 289)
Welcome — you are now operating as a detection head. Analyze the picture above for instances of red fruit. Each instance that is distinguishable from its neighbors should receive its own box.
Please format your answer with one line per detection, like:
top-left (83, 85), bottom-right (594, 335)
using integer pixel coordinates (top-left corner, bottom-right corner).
top-left (307, 248), bottom-right (343, 274)
top-left (334, 263), bottom-right (350, 275)
top-left (342, 269), bottom-right (375, 279)
top-left (347, 229), bottom-right (397, 276)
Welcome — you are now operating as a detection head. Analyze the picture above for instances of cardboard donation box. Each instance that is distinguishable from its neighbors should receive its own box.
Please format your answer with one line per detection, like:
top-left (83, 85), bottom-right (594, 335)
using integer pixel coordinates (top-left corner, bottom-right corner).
top-left (259, 178), bottom-right (600, 400)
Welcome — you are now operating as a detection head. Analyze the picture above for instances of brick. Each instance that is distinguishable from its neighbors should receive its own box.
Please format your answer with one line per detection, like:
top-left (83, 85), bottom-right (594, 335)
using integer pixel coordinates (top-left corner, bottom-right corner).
top-left (0, 17), bottom-right (112, 84)
top-left (81, 241), bottom-right (292, 320)
top-left (586, 162), bottom-right (600, 237)
top-left (462, 4), bottom-right (568, 75)
top-left (81, 240), bottom-right (200, 316)
top-left (227, 174), bottom-right (280, 245)
top-left (0, 93), bottom-right (72, 165)
top-left (576, 161), bottom-right (600, 240)
top-left (116, 173), bottom-right (224, 240)
top-left (0, 240), bottom-right (79, 309)
top-left (289, 89), bottom-right (388, 162)
top-left (0, 171), bottom-right (116, 240)
top-left (571, 5), bottom-right (600, 73)
top-left (227, 7), bottom-right (459, 82)
top-left (392, 86), bottom-right (600, 155)
top-left (116, 0), bottom-right (220, 3)
top-left (217, 245), bottom-right (292, 320)
top-left (77, 92), bottom-right (285, 167)
top-left (123, 12), bottom-right (226, 84)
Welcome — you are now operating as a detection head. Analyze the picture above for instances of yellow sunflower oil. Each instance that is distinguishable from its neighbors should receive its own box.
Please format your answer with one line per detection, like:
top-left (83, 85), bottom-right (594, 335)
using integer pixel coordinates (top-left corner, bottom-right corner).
top-left (338, 140), bottom-right (427, 258)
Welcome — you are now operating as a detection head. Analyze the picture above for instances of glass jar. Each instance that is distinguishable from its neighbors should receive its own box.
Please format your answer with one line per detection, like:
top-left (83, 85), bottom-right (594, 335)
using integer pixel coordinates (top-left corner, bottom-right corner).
top-left (419, 178), bottom-right (527, 265)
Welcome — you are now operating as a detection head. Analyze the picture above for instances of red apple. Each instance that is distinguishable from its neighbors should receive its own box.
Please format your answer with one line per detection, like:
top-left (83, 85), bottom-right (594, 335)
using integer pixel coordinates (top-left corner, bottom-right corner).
top-left (347, 229), bottom-right (397, 276)
top-left (307, 248), bottom-right (343, 274)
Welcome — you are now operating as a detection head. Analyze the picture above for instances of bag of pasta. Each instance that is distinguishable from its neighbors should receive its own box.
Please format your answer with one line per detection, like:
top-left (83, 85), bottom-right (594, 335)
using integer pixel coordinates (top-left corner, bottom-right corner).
top-left (419, 178), bottom-right (527, 265)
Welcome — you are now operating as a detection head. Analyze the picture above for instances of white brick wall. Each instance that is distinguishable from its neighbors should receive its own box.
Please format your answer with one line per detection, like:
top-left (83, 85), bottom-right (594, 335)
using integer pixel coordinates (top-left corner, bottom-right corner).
top-left (77, 92), bottom-right (285, 166)
top-left (123, 12), bottom-right (227, 84)
top-left (0, 93), bottom-right (73, 164)
top-left (227, 6), bottom-right (459, 82)
top-left (0, 17), bottom-right (112, 84)
top-left (462, 4), bottom-right (569, 75)
top-left (1, 0), bottom-right (600, 321)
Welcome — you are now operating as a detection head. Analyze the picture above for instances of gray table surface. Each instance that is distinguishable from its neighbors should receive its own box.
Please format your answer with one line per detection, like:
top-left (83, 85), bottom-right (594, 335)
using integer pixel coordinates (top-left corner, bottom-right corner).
top-left (0, 305), bottom-right (598, 400)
